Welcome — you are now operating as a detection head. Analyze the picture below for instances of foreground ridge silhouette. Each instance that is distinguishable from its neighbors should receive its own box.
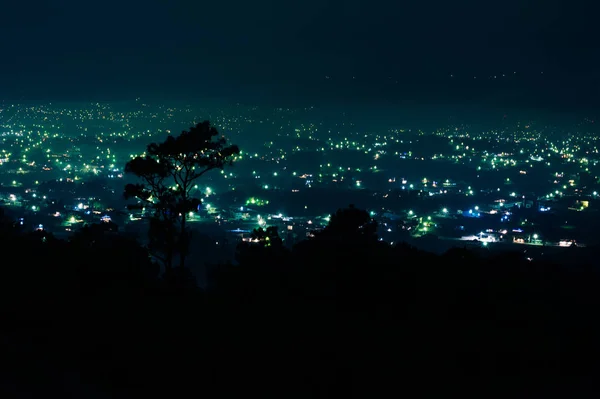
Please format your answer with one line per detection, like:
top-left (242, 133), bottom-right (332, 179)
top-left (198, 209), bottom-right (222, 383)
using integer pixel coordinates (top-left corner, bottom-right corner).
top-left (2, 206), bottom-right (600, 396)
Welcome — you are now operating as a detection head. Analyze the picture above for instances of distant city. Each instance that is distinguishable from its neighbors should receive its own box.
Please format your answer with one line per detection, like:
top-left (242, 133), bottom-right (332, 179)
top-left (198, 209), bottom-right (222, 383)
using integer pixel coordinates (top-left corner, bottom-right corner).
top-left (1, 100), bottom-right (599, 268)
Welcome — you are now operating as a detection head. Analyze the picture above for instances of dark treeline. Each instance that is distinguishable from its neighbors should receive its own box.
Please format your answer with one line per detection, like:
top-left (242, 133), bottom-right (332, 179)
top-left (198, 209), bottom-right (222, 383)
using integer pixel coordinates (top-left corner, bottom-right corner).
top-left (3, 121), bottom-right (600, 397)
top-left (1, 204), bottom-right (600, 397)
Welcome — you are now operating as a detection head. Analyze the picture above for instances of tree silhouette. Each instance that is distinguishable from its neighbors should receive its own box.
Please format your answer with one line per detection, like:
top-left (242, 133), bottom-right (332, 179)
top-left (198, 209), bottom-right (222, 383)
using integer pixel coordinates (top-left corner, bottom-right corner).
top-left (70, 221), bottom-right (120, 248)
top-left (250, 226), bottom-right (283, 247)
top-left (234, 226), bottom-right (286, 266)
top-left (213, 225), bottom-right (291, 302)
top-left (124, 121), bottom-right (239, 269)
top-left (319, 204), bottom-right (378, 242)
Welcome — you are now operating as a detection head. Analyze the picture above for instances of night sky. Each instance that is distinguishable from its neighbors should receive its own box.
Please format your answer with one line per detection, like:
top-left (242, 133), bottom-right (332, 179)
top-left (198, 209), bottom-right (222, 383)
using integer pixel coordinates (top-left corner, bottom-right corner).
top-left (1, 0), bottom-right (598, 109)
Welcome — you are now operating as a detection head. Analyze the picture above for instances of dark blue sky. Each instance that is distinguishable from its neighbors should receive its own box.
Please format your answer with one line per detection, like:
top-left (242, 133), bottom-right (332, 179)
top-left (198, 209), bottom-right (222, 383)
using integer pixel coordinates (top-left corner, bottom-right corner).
top-left (0, 0), bottom-right (597, 108)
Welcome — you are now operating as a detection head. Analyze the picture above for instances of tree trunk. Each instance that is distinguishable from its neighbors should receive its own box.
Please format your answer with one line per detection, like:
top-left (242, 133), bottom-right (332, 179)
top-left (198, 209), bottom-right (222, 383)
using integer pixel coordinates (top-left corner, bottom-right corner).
top-left (166, 248), bottom-right (173, 270)
top-left (179, 215), bottom-right (186, 268)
